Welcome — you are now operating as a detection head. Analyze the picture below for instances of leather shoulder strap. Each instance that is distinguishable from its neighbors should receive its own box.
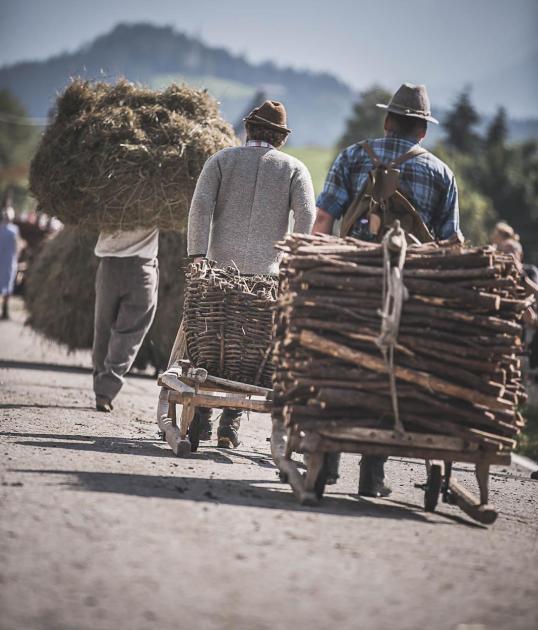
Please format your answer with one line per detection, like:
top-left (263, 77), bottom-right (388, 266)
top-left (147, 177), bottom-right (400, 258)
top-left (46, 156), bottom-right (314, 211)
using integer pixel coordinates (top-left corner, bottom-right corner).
top-left (390, 146), bottom-right (428, 168)
top-left (392, 190), bottom-right (434, 242)
top-left (361, 141), bottom-right (381, 166)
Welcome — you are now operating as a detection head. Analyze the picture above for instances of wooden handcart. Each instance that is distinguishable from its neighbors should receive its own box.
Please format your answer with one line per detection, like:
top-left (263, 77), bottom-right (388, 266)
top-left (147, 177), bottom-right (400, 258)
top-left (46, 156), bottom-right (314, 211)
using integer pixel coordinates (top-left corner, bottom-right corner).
top-left (157, 323), bottom-right (273, 456)
top-left (271, 421), bottom-right (510, 525)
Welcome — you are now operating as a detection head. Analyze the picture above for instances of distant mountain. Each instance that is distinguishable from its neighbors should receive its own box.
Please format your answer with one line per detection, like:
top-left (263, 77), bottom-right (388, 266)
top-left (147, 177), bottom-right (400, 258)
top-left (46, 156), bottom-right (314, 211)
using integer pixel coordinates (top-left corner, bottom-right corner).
top-left (432, 48), bottom-right (538, 121)
top-left (0, 23), bottom-right (355, 146)
top-left (472, 48), bottom-right (538, 120)
top-left (1, 23), bottom-right (536, 147)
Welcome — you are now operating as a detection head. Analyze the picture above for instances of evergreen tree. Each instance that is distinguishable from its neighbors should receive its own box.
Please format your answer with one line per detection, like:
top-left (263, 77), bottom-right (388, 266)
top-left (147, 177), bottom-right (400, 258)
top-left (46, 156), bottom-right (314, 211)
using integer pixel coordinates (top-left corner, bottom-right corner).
top-left (0, 90), bottom-right (40, 209)
top-left (479, 140), bottom-right (538, 264)
top-left (337, 86), bottom-right (392, 151)
top-left (443, 88), bottom-right (481, 154)
top-left (0, 89), bottom-right (34, 169)
top-left (486, 106), bottom-right (508, 149)
top-left (434, 143), bottom-right (498, 245)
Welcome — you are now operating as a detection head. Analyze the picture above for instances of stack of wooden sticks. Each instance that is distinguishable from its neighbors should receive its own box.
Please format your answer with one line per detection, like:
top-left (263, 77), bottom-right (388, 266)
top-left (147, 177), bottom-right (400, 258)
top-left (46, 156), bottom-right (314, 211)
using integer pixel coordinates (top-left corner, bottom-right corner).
top-left (272, 233), bottom-right (532, 453)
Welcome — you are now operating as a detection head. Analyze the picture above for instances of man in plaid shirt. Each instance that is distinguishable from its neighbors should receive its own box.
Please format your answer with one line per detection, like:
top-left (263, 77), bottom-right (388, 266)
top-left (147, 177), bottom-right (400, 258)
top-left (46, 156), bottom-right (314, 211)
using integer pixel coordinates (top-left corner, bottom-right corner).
top-left (313, 83), bottom-right (463, 497)
top-left (314, 84), bottom-right (462, 242)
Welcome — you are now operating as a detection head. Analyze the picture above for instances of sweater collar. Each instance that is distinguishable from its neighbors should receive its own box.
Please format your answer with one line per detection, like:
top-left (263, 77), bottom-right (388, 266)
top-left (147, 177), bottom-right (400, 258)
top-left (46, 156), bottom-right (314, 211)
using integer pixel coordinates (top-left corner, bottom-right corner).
top-left (246, 140), bottom-right (274, 149)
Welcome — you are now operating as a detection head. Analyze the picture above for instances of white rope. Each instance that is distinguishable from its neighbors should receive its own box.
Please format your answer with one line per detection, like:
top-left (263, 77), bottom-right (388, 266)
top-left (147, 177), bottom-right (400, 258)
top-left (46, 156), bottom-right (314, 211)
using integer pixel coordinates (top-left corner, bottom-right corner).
top-left (375, 221), bottom-right (408, 436)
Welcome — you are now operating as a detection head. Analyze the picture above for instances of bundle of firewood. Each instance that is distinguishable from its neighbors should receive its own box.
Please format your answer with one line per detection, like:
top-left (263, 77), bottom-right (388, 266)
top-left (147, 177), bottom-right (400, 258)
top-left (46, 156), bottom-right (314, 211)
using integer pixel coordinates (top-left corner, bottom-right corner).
top-left (272, 233), bottom-right (532, 453)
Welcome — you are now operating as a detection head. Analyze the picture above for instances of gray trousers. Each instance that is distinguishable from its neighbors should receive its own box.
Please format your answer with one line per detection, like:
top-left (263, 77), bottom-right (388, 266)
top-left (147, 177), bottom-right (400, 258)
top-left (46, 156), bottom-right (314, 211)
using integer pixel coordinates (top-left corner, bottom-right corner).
top-left (92, 256), bottom-right (158, 401)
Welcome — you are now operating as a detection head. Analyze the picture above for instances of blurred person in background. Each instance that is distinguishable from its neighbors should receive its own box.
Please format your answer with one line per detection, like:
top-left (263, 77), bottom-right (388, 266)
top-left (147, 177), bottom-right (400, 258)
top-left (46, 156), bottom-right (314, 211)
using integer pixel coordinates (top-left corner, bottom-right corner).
top-left (0, 193), bottom-right (20, 320)
top-left (491, 221), bottom-right (538, 381)
top-left (490, 221), bottom-right (523, 261)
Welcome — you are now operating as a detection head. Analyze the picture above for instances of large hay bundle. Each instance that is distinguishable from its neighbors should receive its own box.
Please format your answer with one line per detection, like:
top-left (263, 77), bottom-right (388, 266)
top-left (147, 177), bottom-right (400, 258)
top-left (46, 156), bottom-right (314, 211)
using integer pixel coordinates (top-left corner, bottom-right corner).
top-left (29, 79), bottom-right (237, 232)
top-left (24, 227), bottom-right (186, 370)
top-left (25, 228), bottom-right (98, 350)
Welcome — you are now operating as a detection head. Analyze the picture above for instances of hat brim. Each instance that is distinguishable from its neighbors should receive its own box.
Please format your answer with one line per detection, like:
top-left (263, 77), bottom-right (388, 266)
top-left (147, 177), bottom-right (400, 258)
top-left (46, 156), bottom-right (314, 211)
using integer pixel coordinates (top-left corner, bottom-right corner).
top-left (376, 103), bottom-right (439, 124)
top-left (244, 115), bottom-right (291, 134)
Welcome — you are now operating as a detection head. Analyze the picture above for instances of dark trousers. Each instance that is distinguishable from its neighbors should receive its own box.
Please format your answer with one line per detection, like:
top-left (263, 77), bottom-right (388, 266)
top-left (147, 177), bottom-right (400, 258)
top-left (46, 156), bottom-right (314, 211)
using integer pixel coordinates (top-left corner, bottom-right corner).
top-left (198, 407), bottom-right (242, 432)
top-left (325, 453), bottom-right (387, 490)
top-left (92, 256), bottom-right (158, 401)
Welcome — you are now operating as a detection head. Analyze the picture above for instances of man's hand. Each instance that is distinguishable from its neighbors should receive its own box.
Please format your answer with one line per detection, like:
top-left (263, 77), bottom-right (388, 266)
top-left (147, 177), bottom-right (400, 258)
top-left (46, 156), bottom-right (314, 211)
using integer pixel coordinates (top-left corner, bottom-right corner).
top-left (191, 256), bottom-right (206, 265)
top-left (312, 208), bottom-right (334, 235)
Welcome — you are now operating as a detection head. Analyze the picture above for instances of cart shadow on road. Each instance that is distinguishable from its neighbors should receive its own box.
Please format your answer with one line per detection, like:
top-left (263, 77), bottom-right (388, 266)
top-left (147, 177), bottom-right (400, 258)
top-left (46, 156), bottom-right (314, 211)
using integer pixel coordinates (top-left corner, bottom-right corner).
top-left (12, 467), bottom-right (464, 525)
top-left (0, 359), bottom-right (154, 380)
top-left (385, 498), bottom-right (487, 529)
top-left (1, 431), bottom-right (280, 468)
top-left (200, 448), bottom-right (277, 468)
top-left (1, 431), bottom-right (174, 458)
top-left (1, 403), bottom-right (96, 412)
top-left (5, 433), bottom-right (484, 526)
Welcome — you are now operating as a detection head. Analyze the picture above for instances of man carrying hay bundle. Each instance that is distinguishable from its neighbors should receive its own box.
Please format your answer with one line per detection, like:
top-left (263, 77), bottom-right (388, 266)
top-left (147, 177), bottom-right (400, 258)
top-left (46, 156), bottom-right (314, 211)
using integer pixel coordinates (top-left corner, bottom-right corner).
top-left (28, 79), bottom-right (238, 412)
top-left (312, 83), bottom-right (462, 497)
top-left (92, 227), bottom-right (159, 412)
top-left (187, 100), bottom-right (316, 448)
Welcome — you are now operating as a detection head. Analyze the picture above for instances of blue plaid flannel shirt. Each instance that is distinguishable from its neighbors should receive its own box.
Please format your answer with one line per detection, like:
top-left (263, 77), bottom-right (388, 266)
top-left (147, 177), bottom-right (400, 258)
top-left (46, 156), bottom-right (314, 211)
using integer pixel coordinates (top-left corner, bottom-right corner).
top-left (317, 135), bottom-right (461, 240)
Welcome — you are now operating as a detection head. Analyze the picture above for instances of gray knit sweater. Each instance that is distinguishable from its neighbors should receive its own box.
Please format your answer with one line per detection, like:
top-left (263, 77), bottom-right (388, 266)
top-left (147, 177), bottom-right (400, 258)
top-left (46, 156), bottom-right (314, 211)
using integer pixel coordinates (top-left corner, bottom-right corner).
top-left (187, 145), bottom-right (316, 274)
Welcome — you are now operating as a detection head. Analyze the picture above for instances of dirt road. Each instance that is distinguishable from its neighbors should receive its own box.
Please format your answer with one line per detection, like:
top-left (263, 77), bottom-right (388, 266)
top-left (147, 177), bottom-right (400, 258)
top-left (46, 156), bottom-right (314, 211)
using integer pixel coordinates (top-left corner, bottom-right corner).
top-left (1, 299), bottom-right (537, 630)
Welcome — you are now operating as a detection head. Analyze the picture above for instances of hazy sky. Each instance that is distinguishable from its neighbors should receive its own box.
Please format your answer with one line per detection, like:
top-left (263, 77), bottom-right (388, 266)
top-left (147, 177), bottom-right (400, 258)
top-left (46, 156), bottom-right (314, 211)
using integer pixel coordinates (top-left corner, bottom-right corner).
top-left (1, 0), bottom-right (537, 95)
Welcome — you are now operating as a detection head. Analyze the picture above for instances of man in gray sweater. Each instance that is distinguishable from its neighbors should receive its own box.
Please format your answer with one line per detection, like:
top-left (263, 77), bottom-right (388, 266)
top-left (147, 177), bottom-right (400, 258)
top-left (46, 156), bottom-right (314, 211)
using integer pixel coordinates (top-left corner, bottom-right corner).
top-left (187, 100), bottom-right (315, 447)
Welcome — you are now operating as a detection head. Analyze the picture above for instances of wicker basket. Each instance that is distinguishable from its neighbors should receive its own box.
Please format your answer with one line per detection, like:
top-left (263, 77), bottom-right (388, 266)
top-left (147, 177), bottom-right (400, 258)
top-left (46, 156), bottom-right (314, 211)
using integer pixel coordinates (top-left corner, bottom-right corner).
top-left (183, 262), bottom-right (278, 388)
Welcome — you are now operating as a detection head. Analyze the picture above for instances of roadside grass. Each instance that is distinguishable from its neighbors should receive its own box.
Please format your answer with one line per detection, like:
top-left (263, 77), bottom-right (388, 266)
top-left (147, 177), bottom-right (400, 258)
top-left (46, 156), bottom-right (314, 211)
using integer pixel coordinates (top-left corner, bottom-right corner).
top-left (283, 146), bottom-right (335, 196)
top-left (518, 405), bottom-right (538, 462)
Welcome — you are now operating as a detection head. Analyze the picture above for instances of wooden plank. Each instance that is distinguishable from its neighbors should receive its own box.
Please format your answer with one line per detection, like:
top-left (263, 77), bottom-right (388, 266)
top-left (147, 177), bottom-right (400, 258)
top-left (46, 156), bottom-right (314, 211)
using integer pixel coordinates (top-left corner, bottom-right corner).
top-left (167, 389), bottom-right (272, 412)
top-left (167, 319), bottom-right (187, 369)
top-left (157, 416), bottom-right (192, 456)
top-left (297, 432), bottom-right (511, 465)
top-left (270, 419), bottom-right (317, 505)
top-left (159, 365), bottom-right (272, 397)
top-left (159, 373), bottom-right (195, 396)
top-left (448, 479), bottom-right (498, 525)
top-left (316, 427), bottom-right (474, 452)
top-left (199, 374), bottom-right (272, 397)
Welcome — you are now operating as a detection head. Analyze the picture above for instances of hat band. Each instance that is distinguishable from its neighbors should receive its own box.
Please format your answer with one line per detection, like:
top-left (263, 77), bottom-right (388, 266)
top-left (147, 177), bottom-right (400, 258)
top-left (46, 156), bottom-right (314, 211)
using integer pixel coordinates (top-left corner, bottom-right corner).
top-left (389, 103), bottom-right (432, 117)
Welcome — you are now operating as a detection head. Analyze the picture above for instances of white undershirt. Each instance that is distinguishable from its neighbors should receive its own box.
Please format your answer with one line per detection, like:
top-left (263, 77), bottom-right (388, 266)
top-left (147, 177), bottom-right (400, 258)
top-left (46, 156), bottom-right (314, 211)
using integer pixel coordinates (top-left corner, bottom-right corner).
top-left (94, 227), bottom-right (159, 258)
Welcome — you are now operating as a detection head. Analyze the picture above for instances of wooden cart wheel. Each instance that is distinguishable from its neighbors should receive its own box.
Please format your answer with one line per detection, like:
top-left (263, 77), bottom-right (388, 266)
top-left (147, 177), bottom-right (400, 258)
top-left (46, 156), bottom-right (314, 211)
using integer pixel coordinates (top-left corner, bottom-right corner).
top-left (424, 463), bottom-right (443, 512)
top-left (188, 411), bottom-right (201, 453)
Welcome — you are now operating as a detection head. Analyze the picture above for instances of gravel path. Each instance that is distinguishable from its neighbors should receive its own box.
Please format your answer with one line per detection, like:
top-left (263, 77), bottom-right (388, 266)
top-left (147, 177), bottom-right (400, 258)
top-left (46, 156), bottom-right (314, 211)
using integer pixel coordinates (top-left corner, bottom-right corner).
top-left (1, 299), bottom-right (537, 630)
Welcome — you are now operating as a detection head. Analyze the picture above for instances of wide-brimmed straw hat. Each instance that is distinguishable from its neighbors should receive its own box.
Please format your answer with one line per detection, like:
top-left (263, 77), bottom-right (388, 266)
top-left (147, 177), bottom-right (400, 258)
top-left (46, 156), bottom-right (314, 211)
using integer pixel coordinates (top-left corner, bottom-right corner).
top-left (244, 100), bottom-right (291, 134)
top-left (377, 83), bottom-right (439, 124)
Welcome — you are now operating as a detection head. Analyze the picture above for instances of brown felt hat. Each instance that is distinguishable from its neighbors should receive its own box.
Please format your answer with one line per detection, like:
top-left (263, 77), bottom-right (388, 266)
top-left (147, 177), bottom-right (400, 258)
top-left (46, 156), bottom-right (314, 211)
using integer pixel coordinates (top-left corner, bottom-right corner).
top-left (377, 83), bottom-right (439, 124)
top-left (244, 100), bottom-right (291, 134)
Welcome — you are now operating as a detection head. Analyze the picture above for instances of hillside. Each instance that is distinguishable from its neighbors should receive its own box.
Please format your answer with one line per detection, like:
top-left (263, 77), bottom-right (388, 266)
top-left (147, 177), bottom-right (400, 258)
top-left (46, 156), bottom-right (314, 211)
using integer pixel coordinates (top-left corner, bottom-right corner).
top-left (0, 23), bottom-right (354, 147)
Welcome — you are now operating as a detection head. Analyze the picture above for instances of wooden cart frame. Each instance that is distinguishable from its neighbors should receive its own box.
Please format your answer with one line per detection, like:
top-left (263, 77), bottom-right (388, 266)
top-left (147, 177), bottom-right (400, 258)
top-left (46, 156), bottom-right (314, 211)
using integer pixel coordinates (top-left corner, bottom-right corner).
top-left (270, 421), bottom-right (510, 525)
top-left (157, 324), bottom-right (508, 524)
top-left (156, 323), bottom-right (272, 456)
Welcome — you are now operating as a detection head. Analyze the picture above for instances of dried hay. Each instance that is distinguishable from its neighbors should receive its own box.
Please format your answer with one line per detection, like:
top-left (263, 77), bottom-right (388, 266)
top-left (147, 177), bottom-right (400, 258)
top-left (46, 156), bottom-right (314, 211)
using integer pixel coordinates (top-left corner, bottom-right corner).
top-left (30, 79), bottom-right (238, 232)
top-left (24, 227), bottom-right (186, 370)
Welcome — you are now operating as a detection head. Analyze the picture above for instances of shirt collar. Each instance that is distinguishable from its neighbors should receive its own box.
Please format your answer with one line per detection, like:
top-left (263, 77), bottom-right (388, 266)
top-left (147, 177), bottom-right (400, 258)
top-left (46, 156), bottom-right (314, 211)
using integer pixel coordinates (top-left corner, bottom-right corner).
top-left (246, 140), bottom-right (274, 149)
top-left (385, 130), bottom-right (422, 144)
